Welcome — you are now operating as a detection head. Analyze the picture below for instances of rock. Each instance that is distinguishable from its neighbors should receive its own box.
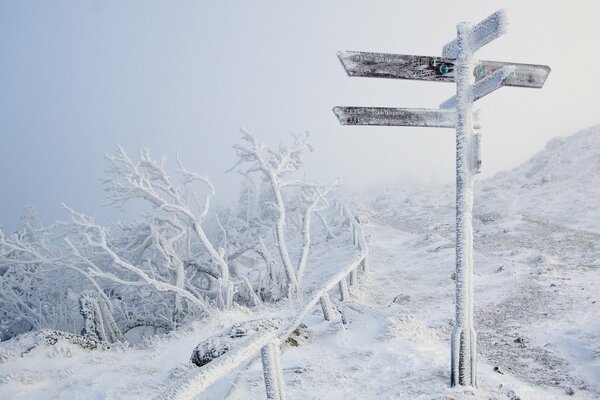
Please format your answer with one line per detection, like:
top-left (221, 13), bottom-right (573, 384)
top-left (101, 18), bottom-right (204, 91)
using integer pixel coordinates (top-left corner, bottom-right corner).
top-left (5, 329), bottom-right (111, 359)
top-left (190, 336), bottom-right (233, 367)
top-left (392, 294), bottom-right (411, 305)
top-left (40, 330), bottom-right (109, 350)
top-left (228, 318), bottom-right (280, 338)
top-left (284, 324), bottom-right (312, 347)
top-left (190, 318), bottom-right (281, 368)
top-left (507, 389), bottom-right (521, 400)
top-left (564, 386), bottom-right (575, 396)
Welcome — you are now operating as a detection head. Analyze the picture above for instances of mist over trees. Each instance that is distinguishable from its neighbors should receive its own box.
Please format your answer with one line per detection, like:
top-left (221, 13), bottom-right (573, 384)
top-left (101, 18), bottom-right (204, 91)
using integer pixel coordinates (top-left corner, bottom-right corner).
top-left (0, 131), bottom-right (339, 342)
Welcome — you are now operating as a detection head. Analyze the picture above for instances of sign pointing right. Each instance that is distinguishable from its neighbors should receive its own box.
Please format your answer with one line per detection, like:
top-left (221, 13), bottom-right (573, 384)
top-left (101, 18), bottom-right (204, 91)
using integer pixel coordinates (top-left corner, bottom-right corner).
top-left (442, 10), bottom-right (508, 58)
top-left (440, 65), bottom-right (516, 109)
top-left (337, 51), bottom-right (551, 89)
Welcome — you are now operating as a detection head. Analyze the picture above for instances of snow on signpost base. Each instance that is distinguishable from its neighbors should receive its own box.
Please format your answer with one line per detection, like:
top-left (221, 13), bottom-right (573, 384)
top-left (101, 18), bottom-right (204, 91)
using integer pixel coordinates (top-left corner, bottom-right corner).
top-left (450, 20), bottom-right (478, 388)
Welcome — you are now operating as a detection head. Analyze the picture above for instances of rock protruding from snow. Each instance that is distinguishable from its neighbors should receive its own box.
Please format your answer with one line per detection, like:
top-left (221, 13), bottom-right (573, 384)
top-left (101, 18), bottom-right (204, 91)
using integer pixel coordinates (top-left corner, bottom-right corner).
top-left (190, 336), bottom-right (234, 368)
top-left (3, 329), bottom-right (110, 359)
top-left (190, 318), bottom-right (281, 368)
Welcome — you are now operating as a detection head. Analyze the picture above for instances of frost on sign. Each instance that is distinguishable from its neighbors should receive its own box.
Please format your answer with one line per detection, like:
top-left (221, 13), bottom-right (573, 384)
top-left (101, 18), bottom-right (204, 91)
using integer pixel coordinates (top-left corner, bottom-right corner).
top-left (442, 10), bottom-right (509, 58)
top-left (474, 60), bottom-right (550, 89)
top-left (333, 106), bottom-right (454, 128)
top-left (440, 65), bottom-right (516, 109)
top-left (333, 106), bottom-right (482, 129)
top-left (338, 51), bottom-right (551, 89)
top-left (337, 51), bottom-right (456, 82)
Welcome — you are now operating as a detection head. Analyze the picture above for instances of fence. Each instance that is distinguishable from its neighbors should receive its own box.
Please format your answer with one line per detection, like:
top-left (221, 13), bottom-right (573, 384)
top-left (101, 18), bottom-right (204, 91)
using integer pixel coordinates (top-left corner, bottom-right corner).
top-left (161, 200), bottom-right (368, 400)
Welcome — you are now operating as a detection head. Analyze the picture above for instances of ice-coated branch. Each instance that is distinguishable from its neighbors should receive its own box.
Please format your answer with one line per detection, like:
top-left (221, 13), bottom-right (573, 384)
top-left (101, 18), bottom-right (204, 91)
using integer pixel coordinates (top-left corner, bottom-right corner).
top-left (232, 129), bottom-right (312, 298)
top-left (295, 182), bottom-right (338, 285)
top-left (103, 145), bottom-right (232, 308)
top-left (63, 206), bottom-right (212, 315)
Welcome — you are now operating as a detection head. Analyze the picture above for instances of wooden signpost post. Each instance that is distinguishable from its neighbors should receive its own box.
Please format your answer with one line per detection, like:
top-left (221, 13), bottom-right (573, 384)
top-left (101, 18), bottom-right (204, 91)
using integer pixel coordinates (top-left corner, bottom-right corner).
top-left (333, 10), bottom-right (550, 387)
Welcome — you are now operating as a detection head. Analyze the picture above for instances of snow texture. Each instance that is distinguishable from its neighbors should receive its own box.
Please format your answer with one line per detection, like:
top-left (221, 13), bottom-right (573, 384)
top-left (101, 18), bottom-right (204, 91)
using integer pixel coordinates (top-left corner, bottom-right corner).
top-left (451, 20), bottom-right (477, 387)
top-left (443, 9), bottom-right (508, 58)
top-left (440, 65), bottom-right (516, 109)
top-left (3, 126), bottom-right (600, 399)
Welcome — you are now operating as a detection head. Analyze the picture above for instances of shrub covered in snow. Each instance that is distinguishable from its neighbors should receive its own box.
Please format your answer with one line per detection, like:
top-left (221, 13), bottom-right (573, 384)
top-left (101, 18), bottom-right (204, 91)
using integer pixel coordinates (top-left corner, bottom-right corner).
top-left (473, 188), bottom-right (516, 223)
top-left (0, 132), bottom-right (340, 342)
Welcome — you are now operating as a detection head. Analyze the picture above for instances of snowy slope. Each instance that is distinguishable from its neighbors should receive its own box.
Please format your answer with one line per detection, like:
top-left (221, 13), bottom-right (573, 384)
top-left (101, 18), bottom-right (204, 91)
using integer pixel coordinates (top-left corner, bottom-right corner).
top-left (2, 126), bottom-right (600, 399)
top-left (483, 124), bottom-right (600, 233)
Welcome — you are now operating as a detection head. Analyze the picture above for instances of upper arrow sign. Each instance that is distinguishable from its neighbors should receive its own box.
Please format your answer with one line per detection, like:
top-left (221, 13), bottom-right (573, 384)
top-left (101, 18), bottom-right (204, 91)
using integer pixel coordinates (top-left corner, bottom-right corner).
top-left (337, 51), bottom-right (455, 82)
top-left (442, 10), bottom-right (509, 58)
top-left (337, 51), bottom-right (550, 89)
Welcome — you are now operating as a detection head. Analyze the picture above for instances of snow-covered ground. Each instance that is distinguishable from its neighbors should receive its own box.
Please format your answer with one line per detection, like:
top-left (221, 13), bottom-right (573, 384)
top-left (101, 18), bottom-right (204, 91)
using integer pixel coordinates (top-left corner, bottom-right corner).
top-left (2, 125), bottom-right (600, 399)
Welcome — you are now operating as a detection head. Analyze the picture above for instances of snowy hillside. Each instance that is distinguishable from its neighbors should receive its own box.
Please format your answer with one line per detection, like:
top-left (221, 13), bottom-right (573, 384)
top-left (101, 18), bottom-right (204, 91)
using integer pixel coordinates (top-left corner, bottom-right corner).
top-left (483, 124), bottom-right (600, 233)
top-left (1, 126), bottom-right (600, 399)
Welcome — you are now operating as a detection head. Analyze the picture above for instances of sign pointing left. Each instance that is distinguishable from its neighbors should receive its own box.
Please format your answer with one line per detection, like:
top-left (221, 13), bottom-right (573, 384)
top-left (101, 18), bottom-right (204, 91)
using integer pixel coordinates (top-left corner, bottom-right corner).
top-left (337, 51), bottom-right (456, 82)
top-left (338, 51), bottom-right (550, 89)
top-left (333, 106), bottom-right (481, 129)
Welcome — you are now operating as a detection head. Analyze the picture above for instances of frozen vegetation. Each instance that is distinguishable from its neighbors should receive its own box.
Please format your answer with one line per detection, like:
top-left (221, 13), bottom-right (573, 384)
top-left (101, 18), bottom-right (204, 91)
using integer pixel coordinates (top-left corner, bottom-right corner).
top-left (1, 125), bottom-right (600, 399)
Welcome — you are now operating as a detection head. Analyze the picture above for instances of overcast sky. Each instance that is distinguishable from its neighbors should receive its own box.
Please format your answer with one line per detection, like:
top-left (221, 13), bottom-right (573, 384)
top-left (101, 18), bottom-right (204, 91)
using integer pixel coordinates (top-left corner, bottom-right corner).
top-left (1, 1), bottom-right (599, 231)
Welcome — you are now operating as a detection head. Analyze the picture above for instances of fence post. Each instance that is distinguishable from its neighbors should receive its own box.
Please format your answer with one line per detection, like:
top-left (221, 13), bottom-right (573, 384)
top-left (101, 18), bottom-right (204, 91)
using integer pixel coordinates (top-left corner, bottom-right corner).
top-left (320, 293), bottom-right (334, 321)
top-left (338, 278), bottom-right (350, 301)
top-left (261, 339), bottom-right (286, 400)
top-left (349, 268), bottom-right (358, 287)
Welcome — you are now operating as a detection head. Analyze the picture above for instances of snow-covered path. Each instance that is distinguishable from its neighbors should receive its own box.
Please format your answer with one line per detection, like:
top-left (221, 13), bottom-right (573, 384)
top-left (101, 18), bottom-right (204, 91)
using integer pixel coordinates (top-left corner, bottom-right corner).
top-left (223, 191), bottom-right (599, 399)
top-left (2, 190), bottom-right (598, 400)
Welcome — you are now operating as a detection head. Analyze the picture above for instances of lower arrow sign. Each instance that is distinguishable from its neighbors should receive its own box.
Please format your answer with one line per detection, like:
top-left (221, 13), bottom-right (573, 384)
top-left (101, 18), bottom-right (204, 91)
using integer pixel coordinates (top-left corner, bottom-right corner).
top-left (333, 106), bottom-right (481, 129)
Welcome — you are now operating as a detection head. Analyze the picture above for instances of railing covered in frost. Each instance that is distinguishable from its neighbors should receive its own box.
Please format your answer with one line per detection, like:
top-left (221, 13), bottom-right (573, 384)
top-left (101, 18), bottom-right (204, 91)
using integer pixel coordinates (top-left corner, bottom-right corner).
top-left (160, 200), bottom-right (368, 400)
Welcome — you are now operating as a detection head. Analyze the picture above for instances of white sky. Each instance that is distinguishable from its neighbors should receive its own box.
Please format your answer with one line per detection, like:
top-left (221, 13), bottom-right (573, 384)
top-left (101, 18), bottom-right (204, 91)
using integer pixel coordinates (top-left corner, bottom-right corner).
top-left (1, 1), bottom-right (599, 231)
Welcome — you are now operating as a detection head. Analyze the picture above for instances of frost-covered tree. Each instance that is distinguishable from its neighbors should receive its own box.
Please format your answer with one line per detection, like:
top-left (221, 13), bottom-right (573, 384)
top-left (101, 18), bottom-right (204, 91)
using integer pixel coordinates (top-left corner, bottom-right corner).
top-left (231, 129), bottom-right (337, 298)
top-left (0, 208), bottom-right (106, 339)
top-left (102, 146), bottom-right (234, 309)
top-left (0, 135), bottom-right (341, 340)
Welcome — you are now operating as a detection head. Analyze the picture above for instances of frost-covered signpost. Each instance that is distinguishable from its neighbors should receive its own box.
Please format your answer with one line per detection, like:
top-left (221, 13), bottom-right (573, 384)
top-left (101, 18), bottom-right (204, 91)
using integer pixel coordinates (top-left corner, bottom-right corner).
top-left (334, 10), bottom-right (550, 387)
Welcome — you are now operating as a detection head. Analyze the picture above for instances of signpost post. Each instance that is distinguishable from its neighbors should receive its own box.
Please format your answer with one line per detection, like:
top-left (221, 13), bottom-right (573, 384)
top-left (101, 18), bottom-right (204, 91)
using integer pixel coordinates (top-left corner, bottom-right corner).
top-left (333, 10), bottom-right (550, 387)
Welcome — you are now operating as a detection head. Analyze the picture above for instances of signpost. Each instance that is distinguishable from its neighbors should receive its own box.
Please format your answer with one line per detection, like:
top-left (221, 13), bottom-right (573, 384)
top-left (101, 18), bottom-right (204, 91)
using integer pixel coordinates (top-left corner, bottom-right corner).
top-left (337, 51), bottom-right (550, 89)
top-left (333, 106), bottom-right (482, 129)
top-left (333, 10), bottom-right (550, 387)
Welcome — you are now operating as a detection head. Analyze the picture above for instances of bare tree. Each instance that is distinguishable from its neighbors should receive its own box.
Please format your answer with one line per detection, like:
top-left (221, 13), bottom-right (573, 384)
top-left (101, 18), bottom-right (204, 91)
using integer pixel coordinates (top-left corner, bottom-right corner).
top-left (102, 146), bottom-right (234, 308)
top-left (231, 129), bottom-right (337, 298)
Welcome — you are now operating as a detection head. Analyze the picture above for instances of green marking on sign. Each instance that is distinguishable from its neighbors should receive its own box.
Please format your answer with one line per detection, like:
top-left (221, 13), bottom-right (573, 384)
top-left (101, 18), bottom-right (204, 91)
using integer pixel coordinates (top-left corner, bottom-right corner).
top-left (474, 65), bottom-right (485, 79)
top-left (439, 64), bottom-right (449, 75)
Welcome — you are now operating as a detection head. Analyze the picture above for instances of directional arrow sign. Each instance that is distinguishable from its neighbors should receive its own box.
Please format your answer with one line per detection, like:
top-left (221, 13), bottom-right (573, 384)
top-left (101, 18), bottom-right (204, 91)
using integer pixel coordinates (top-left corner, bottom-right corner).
top-left (337, 51), bottom-right (550, 89)
top-left (333, 106), bottom-right (481, 129)
top-left (473, 60), bottom-right (550, 89)
top-left (337, 51), bottom-right (456, 82)
top-left (442, 10), bottom-right (508, 58)
top-left (440, 65), bottom-right (516, 109)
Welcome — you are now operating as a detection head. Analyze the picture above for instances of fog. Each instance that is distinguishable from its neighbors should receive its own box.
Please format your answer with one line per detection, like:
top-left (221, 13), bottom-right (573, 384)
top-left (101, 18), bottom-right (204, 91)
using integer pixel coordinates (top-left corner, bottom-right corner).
top-left (1, 1), bottom-right (599, 231)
